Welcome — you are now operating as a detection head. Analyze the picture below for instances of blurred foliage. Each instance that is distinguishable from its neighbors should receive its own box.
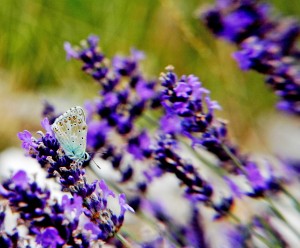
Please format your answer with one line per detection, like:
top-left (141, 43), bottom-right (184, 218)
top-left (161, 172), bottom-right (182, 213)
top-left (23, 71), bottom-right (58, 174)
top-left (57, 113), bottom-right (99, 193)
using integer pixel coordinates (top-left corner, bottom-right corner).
top-left (0, 0), bottom-right (299, 151)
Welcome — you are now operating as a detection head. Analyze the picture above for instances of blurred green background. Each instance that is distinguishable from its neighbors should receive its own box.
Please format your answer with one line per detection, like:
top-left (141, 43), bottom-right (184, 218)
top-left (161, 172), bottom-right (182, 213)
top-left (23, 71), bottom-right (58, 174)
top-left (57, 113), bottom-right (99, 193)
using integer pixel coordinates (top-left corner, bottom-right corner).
top-left (0, 0), bottom-right (299, 151)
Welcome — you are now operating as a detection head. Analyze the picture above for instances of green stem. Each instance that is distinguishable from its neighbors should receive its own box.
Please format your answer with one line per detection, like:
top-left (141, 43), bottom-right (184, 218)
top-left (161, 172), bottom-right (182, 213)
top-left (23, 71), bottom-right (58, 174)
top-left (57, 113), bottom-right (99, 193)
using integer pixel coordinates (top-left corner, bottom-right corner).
top-left (116, 233), bottom-right (133, 248)
top-left (137, 212), bottom-right (182, 247)
top-left (281, 187), bottom-right (300, 213)
top-left (265, 197), bottom-right (300, 239)
top-left (227, 211), bottom-right (241, 224)
top-left (250, 229), bottom-right (276, 248)
top-left (256, 217), bottom-right (286, 248)
top-left (228, 211), bottom-right (274, 247)
top-left (221, 144), bottom-right (247, 174)
top-left (143, 112), bottom-right (159, 126)
top-left (180, 138), bottom-right (226, 177)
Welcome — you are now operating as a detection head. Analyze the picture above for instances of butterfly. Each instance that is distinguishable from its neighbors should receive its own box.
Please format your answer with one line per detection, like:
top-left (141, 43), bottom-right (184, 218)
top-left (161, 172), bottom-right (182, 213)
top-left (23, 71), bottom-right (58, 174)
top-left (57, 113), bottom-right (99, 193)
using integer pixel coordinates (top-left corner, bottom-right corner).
top-left (51, 106), bottom-right (90, 163)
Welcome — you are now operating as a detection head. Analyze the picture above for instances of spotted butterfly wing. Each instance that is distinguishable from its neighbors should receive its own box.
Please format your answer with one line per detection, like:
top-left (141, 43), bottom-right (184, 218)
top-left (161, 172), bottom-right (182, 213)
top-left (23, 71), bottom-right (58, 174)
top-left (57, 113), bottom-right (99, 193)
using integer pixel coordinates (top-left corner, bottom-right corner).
top-left (51, 106), bottom-right (89, 162)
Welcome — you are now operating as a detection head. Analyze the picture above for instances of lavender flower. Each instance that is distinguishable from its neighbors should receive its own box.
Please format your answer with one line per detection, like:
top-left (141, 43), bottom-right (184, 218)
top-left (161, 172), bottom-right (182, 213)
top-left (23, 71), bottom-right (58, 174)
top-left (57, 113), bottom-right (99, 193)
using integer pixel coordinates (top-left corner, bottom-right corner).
top-left (64, 39), bottom-right (238, 221)
top-left (202, 0), bottom-right (271, 43)
top-left (153, 134), bottom-right (214, 203)
top-left (160, 67), bottom-right (243, 168)
top-left (35, 227), bottom-right (65, 248)
top-left (64, 35), bottom-right (161, 192)
top-left (1, 169), bottom-right (133, 245)
top-left (159, 67), bottom-right (288, 200)
top-left (10, 32), bottom-right (300, 247)
top-left (64, 37), bottom-right (160, 175)
top-left (160, 66), bottom-right (221, 143)
top-left (127, 131), bottom-right (152, 160)
top-left (225, 225), bottom-right (250, 247)
top-left (201, 0), bottom-right (300, 115)
top-left (0, 170), bottom-right (86, 247)
top-left (185, 206), bottom-right (207, 247)
top-left (18, 114), bottom-right (134, 242)
top-left (0, 209), bottom-right (18, 247)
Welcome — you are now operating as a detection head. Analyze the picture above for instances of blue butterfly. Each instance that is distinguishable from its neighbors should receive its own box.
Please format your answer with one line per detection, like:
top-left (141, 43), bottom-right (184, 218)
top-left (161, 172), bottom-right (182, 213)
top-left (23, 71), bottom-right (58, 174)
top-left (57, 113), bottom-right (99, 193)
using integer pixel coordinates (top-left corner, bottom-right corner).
top-left (51, 106), bottom-right (90, 163)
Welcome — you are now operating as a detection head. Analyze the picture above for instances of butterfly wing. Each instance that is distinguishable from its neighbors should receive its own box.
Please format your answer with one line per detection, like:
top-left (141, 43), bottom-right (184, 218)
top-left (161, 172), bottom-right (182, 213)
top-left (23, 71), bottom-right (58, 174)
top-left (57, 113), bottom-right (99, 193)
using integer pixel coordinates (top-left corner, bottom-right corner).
top-left (51, 106), bottom-right (88, 161)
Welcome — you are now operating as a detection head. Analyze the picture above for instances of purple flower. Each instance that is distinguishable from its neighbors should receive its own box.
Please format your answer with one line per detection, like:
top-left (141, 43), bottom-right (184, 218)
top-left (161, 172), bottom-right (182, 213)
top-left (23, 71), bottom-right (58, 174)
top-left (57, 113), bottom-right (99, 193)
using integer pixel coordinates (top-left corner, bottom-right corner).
top-left (213, 197), bottom-right (234, 219)
top-left (221, 8), bottom-right (261, 42)
top-left (185, 207), bottom-right (207, 247)
top-left (119, 193), bottom-right (134, 216)
top-left (36, 227), bottom-right (65, 248)
top-left (115, 115), bottom-right (132, 134)
top-left (136, 80), bottom-right (155, 100)
top-left (17, 130), bottom-right (34, 151)
top-left (160, 67), bottom-right (220, 141)
top-left (143, 167), bottom-right (164, 183)
top-left (11, 170), bottom-right (29, 189)
top-left (65, 35), bottom-right (107, 83)
top-left (42, 101), bottom-right (58, 124)
top-left (102, 92), bottom-right (119, 107)
top-left (245, 162), bottom-right (266, 190)
top-left (120, 166), bottom-right (134, 182)
top-left (224, 176), bottom-right (243, 198)
top-left (0, 184), bottom-right (9, 197)
top-left (112, 48), bottom-right (143, 77)
top-left (174, 82), bottom-right (192, 99)
top-left (130, 48), bottom-right (145, 61)
top-left (173, 102), bottom-right (192, 116)
top-left (1, 171), bottom-right (50, 221)
top-left (127, 131), bottom-right (152, 160)
top-left (4, 166), bottom-right (132, 243)
top-left (138, 236), bottom-right (167, 248)
top-left (41, 117), bottom-right (53, 135)
top-left (233, 49), bottom-right (253, 70)
top-left (61, 195), bottom-right (83, 219)
top-left (154, 135), bottom-right (214, 204)
top-left (202, 0), bottom-right (270, 43)
top-left (87, 120), bottom-right (109, 150)
top-left (99, 179), bottom-right (115, 201)
top-left (84, 100), bottom-right (97, 123)
top-left (232, 37), bottom-right (281, 73)
top-left (84, 222), bottom-right (102, 239)
top-left (10, 31), bottom-right (300, 248)
top-left (201, 0), bottom-right (300, 115)
top-left (159, 115), bottom-right (181, 134)
top-left (64, 42), bottom-right (78, 60)
top-left (18, 114), bottom-right (132, 241)
top-left (225, 225), bottom-right (250, 247)
top-left (205, 96), bottom-right (221, 111)
top-left (87, 34), bottom-right (100, 47)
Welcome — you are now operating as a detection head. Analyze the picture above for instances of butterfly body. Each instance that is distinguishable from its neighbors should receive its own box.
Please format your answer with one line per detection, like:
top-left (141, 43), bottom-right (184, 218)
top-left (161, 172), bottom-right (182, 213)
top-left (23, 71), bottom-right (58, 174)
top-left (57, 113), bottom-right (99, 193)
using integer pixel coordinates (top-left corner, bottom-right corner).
top-left (51, 106), bottom-right (90, 162)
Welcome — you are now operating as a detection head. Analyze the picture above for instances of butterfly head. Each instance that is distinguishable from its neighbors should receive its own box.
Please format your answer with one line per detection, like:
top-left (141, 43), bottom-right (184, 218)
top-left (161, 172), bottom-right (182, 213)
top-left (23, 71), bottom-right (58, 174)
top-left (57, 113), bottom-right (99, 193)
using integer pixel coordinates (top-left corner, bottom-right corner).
top-left (65, 147), bottom-right (90, 163)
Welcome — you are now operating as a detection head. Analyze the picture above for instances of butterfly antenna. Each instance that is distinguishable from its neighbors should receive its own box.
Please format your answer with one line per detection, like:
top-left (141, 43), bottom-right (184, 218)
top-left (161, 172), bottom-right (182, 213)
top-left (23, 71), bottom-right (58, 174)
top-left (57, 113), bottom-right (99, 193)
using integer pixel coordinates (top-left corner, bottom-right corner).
top-left (87, 152), bottom-right (102, 169)
top-left (91, 151), bottom-right (104, 156)
top-left (92, 159), bottom-right (101, 169)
